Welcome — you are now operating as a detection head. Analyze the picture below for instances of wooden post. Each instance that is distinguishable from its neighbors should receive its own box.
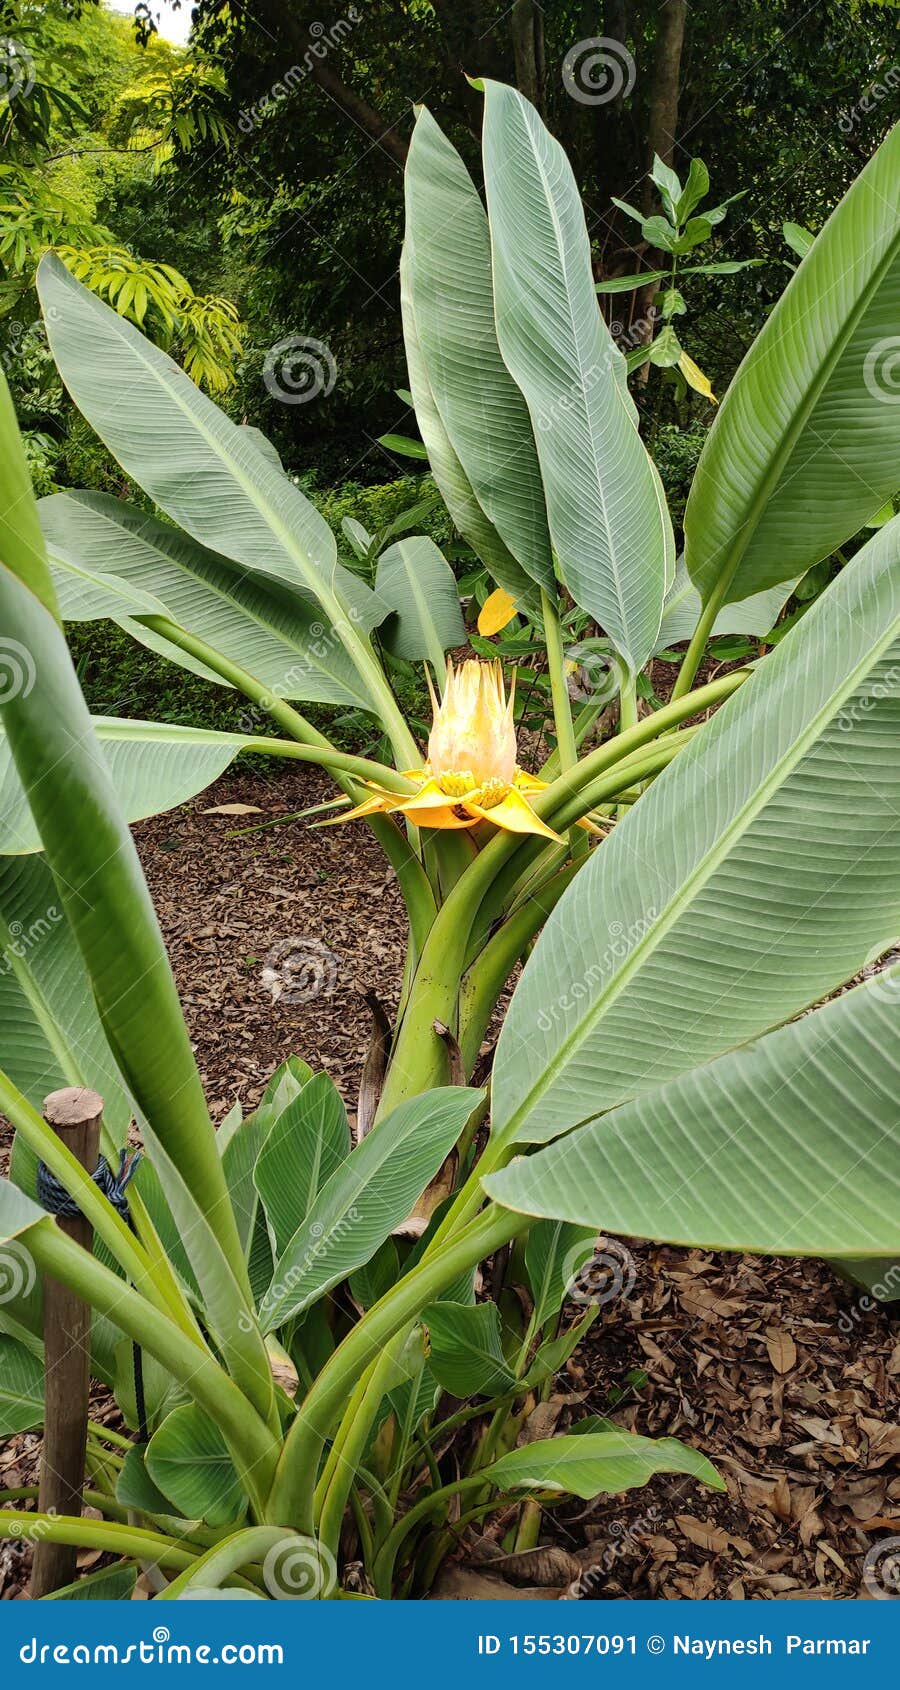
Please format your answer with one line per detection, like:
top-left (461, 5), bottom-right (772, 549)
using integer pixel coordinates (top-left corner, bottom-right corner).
top-left (31, 1086), bottom-right (104, 1599)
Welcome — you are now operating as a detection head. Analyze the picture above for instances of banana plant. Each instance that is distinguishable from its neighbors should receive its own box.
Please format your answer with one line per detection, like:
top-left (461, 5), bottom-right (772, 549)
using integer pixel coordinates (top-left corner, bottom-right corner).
top-left (0, 87), bottom-right (897, 1599)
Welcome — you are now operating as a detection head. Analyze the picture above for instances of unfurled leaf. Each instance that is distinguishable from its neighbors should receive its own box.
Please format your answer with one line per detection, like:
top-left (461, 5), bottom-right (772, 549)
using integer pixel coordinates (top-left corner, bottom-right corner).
top-left (116, 1444), bottom-right (181, 1517)
top-left (685, 124), bottom-right (900, 604)
top-left (647, 326), bottom-right (682, 368)
top-left (654, 555), bottom-right (796, 652)
top-left (424, 1301), bottom-right (516, 1397)
top-left (520, 1310), bottom-right (597, 1388)
top-left (673, 216), bottom-right (712, 252)
top-left (490, 516), bottom-right (900, 1146)
top-left (259, 1088), bottom-right (480, 1330)
top-left (40, 491), bottom-right (382, 709)
top-left (0, 854), bottom-right (132, 1202)
top-left (783, 220), bottom-right (815, 259)
top-left (0, 1334), bottom-right (43, 1433)
top-left (676, 158), bottom-right (710, 223)
top-left (254, 1072), bottom-right (351, 1258)
top-left (146, 1403), bottom-right (246, 1526)
top-left (404, 108), bottom-right (553, 596)
top-left (488, 971), bottom-right (900, 1258)
top-left (482, 82), bottom-right (671, 673)
top-left (650, 154), bottom-right (682, 221)
top-left (660, 288), bottom-right (686, 319)
top-left (375, 535), bottom-right (466, 671)
top-left (377, 432), bottom-right (429, 460)
top-left (525, 1220), bottom-right (596, 1330)
top-left (487, 1432), bottom-right (724, 1499)
top-left (638, 214), bottom-right (678, 251)
top-left (596, 270), bottom-right (667, 294)
top-left (0, 716), bottom-right (260, 855)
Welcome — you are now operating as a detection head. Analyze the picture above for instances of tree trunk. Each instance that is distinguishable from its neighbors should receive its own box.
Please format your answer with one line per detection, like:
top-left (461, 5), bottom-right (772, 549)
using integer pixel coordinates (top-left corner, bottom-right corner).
top-left (511, 0), bottom-right (545, 114)
top-left (246, 3), bottom-right (411, 168)
top-left (634, 0), bottom-right (688, 363)
top-left (308, 57), bottom-right (409, 168)
top-left (644, 0), bottom-right (688, 188)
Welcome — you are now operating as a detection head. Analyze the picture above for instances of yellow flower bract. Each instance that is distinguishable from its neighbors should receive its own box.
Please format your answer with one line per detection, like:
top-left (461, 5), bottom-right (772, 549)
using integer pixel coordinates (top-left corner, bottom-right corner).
top-left (335, 658), bottom-right (564, 841)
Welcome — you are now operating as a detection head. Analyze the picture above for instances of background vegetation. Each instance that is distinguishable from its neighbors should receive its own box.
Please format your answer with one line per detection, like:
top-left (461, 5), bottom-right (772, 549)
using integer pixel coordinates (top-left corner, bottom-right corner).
top-left (3, 0), bottom-right (899, 723)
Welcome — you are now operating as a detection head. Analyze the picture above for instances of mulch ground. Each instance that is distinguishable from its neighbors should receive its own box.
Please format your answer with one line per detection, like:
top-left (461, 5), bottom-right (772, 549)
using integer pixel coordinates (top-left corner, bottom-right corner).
top-left (2, 764), bottom-right (897, 1600)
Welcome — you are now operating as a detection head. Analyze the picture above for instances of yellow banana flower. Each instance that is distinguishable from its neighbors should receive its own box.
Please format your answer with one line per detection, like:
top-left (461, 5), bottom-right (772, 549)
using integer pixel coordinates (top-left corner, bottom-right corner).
top-left (335, 658), bottom-right (564, 841)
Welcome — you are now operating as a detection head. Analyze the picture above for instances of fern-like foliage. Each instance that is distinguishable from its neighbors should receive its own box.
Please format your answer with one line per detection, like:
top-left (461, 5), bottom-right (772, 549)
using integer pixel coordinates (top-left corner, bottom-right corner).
top-left (114, 60), bottom-right (233, 173)
top-left (54, 246), bottom-right (244, 392)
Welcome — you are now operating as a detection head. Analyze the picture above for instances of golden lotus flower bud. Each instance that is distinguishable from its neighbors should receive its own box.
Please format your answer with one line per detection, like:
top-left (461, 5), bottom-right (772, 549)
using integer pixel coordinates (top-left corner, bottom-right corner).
top-left (332, 654), bottom-right (596, 844)
top-left (427, 659), bottom-right (517, 790)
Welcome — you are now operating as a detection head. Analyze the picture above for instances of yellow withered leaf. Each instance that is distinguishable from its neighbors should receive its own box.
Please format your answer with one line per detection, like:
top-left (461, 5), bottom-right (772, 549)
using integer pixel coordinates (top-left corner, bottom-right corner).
top-left (477, 587), bottom-right (518, 636)
top-left (678, 350), bottom-right (718, 404)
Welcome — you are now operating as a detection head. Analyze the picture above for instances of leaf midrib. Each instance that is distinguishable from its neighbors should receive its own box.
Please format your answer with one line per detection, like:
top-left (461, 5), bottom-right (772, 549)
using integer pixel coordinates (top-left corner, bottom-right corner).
top-left (57, 499), bottom-right (373, 708)
top-left (692, 149), bottom-right (900, 597)
top-left (498, 605), bottom-right (900, 1144)
top-left (46, 263), bottom-right (378, 710)
top-left (497, 100), bottom-right (622, 621)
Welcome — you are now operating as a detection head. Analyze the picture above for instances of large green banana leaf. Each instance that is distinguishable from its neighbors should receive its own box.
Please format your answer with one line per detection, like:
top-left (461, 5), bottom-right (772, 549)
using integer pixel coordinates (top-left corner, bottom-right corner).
top-left (399, 232), bottom-right (540, 615)
top-left (491, 514), bottom-right (900, 1146)
top-left (260, 1088), bottom-right (481, 1330)
top-left (0, 716), bottom-right (261, 854)
top-left (0, 854), bottom-right (132, 1201)
top-left (685, 121), bottom-right (900, 604)
top-left (485, 1431), bottom-right (723, 1500)
top-left (40, 491), bottom-right (386, 708)
top-left (0, 368), bottom-right (253, 1306)
top-left (374, 534), bottom-right (466, 672)
top-left (655, 556), bottom-right (797, 651)
top-left (35, 255), bottom-right (388, 720)
top-left (146, 1402), bottom-right (246, 1526)
top-left (487, 970), bottom-right (900, 1258)
top-left (403, 107), bottom-right (553, 595)
top-left (0, 854), bottom-right (131, 1125)
top-left (481, 81), bottom-right (672, 673)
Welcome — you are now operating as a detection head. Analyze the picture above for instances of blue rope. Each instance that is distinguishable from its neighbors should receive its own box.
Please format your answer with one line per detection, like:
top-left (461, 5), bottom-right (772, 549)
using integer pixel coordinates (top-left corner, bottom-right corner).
top-left (37, 1147), bottom-right (142, 1224)
top-left (37, 1147), bottom-right (147, 1441)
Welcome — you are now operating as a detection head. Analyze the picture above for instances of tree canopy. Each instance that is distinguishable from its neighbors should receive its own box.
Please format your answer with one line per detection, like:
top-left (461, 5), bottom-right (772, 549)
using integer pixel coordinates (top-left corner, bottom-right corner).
top-left (2, 0), bottom-right (898, 484)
